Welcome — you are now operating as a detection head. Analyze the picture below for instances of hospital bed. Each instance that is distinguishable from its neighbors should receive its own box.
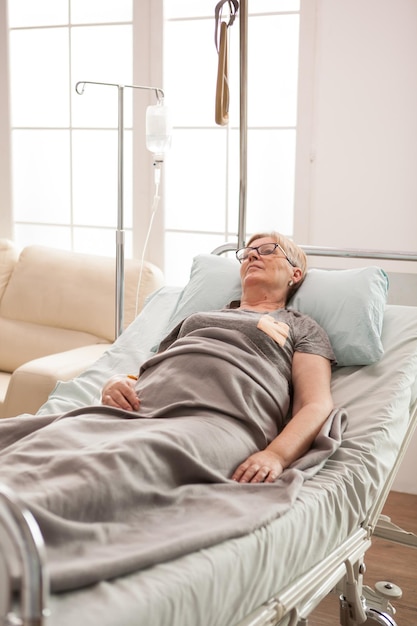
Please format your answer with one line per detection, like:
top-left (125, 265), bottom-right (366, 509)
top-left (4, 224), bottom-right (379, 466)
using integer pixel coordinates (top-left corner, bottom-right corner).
top-left (1, 246), bottom-right (417, 626)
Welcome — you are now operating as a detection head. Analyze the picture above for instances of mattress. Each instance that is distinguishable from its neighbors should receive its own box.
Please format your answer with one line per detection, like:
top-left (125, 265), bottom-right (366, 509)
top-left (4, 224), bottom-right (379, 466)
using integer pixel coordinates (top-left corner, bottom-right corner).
top-left (35, 299), bottom-right (417, 626)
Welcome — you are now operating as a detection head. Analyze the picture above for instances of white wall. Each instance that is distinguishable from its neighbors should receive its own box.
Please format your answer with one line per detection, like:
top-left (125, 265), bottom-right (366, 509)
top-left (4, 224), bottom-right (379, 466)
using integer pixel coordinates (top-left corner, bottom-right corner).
top-left (295, 0), bottom-right (417, 494)
top-left (296, 0), bottom-right (417, 255)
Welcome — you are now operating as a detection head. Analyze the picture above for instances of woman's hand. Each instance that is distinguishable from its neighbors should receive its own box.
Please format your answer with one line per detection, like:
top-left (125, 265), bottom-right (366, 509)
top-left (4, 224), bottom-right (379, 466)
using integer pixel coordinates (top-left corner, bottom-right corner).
top-left (101, 376), bottom-right (140, 412)
top-left (231, 450), bottom-right (285, 484)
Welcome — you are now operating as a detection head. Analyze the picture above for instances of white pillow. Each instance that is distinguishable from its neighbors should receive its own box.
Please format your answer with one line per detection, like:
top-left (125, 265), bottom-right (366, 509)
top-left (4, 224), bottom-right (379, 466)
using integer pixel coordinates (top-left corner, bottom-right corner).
top-left (289, 267), bottom-right (388, 365)
top-left (167, 254), bottom-right (389, 366)
top-left (167, 254), bottom-right (242, 329)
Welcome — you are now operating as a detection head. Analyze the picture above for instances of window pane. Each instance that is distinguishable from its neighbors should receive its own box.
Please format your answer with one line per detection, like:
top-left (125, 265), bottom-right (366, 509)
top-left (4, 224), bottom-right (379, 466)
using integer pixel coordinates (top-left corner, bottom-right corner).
top-left (244, 129), bottom-right (296, 235)
top-left (7, 0), bottom-right (68, 27)
top-left (71, 25), bottom-right (133, 128)
top-left (164, 19), bottom-right (219, 127)
top-left (71, 0), bottom-right (132, 24)
top-left (164, 231), bottom-right (229, 285)
top-left (9, 28), bottom-right (69, 127)
top-left (164, 129), bottom-right (227, 231)
top-left (250, 0), bottom-right (300, 12)
top-left (14, 224), bottom-right (72, 250)
top-left (227, 128), bottom-right (296, 236)
top-left (164, 1), bottom-right (214, 19)
top-left (253, 14), bottom-right (299, 127)
top-left (73, 227), bottom-right (132, 258)
top-left (72, 130), bottom-right (132, 228)
top-left (230, 14), bottom-right (299, 127)
top-left (12, 130), bottom-right (71, 222)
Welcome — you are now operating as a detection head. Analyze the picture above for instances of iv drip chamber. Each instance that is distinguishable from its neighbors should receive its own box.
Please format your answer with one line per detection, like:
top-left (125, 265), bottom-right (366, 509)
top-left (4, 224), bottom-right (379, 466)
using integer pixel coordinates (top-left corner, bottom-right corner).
top-left (146, 103), bottom-right (172, 155)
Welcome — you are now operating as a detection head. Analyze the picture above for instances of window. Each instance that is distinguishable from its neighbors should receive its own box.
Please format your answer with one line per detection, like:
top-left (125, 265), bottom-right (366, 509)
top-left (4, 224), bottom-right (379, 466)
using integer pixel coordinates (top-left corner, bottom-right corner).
top-left (5, 0), bottom-right (300, 285)
top-left (8, 0), bottom-right (134, 255)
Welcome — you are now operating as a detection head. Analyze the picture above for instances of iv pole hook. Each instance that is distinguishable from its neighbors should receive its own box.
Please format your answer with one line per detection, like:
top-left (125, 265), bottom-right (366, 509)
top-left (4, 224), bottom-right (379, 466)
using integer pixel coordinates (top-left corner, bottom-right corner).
top-left (75, 81), bottom-right (164, 101)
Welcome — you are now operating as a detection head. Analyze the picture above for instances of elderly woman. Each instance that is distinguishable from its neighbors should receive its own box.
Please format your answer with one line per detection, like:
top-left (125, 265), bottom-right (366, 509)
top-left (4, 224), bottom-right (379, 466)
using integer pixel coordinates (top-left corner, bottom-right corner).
top-left (0, 231), bottom-right (341, 592)
top-left (102, 231), bottom-right (335, 484)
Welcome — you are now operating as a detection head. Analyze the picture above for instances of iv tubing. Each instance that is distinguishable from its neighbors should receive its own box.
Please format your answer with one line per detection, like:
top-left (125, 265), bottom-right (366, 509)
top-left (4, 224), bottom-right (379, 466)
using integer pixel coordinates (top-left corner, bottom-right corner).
top-left (134, 163), bottom-right (162, 317)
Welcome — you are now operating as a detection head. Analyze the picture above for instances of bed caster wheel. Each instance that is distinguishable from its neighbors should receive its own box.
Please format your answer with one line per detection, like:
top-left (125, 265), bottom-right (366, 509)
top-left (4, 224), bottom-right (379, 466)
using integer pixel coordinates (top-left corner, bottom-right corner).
top-left (374, 581), bottom-right (402, 602)
top-left (363, 607), bottom-right (398, 626)
top-left (363, 582), bottom-right (401, 626)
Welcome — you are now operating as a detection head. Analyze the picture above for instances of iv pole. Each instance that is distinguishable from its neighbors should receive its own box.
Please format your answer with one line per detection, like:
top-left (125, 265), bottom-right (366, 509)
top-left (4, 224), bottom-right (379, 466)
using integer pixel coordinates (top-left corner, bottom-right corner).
top-left (75, 80), bottom-right (165, 339)
top-left (238, 0), bottom-right (248, 250)
top-left (212, 0), bottom-right (248, 256)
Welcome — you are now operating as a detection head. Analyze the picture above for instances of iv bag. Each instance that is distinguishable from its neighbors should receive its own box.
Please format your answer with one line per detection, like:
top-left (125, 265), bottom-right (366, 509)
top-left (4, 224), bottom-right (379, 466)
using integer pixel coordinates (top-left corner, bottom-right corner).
top-left (146, 103), bottom-right (172, 155)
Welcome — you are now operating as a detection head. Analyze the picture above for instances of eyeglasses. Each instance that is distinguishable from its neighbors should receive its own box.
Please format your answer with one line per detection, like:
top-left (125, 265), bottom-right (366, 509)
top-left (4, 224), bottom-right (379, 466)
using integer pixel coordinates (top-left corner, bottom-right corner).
top-left (235, 242), bottom-right (296, 266)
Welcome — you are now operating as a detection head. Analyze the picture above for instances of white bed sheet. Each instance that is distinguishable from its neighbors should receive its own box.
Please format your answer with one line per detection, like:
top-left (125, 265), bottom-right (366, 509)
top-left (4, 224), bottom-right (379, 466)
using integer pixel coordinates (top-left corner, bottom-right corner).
top-left (37, 302), bottom-right (417, 626)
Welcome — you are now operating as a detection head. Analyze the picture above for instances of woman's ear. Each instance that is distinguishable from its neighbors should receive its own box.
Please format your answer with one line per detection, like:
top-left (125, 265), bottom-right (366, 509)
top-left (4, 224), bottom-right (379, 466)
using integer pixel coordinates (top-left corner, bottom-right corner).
top-left (291, 267), bottom-right (303, 284)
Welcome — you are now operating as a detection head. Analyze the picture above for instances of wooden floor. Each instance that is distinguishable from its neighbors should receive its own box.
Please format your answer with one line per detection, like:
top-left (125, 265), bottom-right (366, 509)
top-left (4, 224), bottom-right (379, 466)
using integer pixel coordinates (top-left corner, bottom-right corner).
top-left (307, 491), bottom-right (417, 626)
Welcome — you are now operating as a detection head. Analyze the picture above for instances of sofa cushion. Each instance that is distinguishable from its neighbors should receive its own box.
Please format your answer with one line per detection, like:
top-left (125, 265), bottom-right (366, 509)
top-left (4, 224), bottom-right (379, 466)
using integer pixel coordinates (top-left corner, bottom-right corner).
top-left (0, 317), bottom-right (108, 373)
top-left (0, 245), bottom-right (163, 343)
top-left (0, 344), bottom-right (110, 417)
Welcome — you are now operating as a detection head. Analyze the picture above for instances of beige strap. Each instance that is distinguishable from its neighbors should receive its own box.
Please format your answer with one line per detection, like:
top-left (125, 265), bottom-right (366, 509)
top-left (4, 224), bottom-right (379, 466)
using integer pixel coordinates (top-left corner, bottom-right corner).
top-left (215, 21), bottom-right (229, 125)
top-left (214, 0), bottom-right (239, 126)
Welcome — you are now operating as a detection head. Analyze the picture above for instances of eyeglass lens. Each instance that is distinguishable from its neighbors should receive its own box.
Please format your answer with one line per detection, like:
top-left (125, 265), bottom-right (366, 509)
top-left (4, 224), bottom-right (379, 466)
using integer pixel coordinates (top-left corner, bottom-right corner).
top-left (236, 243), bottom-right (279, 261)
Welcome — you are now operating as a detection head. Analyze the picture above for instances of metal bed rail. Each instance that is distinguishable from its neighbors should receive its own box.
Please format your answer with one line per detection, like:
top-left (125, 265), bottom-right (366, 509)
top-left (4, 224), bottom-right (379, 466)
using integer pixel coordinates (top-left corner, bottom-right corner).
top-left (236, 527), bottom-right (372, 626)
top-left (370, 400), bottom-right (417, 549)
top-left (301, 245), bottom-right (417, 262)
top-left (213, 242), bottom-right (417, 263)
top-left (0, 485), bottom-right (49, 626)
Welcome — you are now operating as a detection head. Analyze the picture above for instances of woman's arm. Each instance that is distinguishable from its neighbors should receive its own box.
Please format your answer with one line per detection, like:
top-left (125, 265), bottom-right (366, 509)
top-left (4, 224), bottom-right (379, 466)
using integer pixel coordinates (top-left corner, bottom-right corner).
top-left (231, 352), bottom-right (333, 483)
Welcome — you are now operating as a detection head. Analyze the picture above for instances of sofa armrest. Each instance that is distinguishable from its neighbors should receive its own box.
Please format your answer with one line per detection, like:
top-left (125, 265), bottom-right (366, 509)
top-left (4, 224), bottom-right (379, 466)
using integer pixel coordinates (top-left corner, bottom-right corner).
top-left (0, 344), bottom-right (110, 418)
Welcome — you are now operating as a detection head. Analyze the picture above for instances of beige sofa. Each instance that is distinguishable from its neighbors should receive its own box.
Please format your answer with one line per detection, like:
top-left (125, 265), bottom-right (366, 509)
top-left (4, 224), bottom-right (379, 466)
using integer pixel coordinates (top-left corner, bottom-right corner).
top-left (0, 240), bottom-right (164, 418)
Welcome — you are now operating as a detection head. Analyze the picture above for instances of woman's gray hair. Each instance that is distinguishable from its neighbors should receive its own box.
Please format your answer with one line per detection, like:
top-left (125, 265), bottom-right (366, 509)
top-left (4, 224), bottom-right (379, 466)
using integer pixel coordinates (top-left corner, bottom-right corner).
top-left (246, 231), bottom-right (307, 303)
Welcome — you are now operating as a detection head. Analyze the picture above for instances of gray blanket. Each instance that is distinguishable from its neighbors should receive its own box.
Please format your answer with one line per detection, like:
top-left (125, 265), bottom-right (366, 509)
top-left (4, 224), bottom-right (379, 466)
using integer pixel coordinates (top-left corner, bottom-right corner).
top-left (0, 321), bottom-right (346, 593)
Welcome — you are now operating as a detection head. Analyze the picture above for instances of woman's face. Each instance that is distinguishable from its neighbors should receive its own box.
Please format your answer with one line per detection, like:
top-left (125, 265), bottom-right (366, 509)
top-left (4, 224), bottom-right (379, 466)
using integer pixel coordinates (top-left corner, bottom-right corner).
top-left (239, 236), bottom-right (295, 294)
